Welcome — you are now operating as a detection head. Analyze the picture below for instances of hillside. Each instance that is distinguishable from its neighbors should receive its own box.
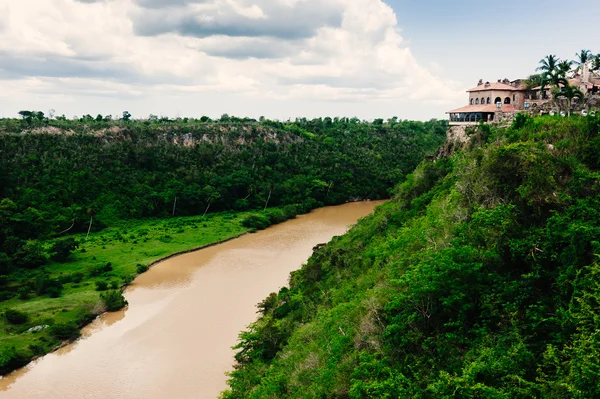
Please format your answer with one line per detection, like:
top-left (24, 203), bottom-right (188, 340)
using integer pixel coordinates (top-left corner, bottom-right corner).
top-left (0, 117), bottom-right (446, 242)
top-left (223, 114), bottom-right (600, 398)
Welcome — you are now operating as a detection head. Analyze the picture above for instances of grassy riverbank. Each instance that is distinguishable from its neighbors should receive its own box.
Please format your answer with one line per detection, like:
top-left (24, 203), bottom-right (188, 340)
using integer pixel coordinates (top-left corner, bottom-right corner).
top-left (0, 207), bottom-right (297, 375)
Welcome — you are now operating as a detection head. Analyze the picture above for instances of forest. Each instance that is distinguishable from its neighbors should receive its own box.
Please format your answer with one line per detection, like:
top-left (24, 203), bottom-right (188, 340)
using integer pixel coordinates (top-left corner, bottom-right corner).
top-left (0, 115), bottom-right (446, 374)
top-left (0, 116), bottom-right (446, 271)
top-left (222, 114), bottom-right (600, 398)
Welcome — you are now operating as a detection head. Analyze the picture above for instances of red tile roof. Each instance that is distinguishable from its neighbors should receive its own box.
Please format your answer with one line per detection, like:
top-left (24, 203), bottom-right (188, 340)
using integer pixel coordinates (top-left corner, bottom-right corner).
top-left (446, 104), bottom-right (517, 113)
top-left (467, 82), bottom-right (522, 92)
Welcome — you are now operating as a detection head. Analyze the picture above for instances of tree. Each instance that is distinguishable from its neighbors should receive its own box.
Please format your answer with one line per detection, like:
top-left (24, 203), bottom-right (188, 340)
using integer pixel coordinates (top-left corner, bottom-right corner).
top-left (557, 59), bottom-right (573, 78)
top-left (574, 49), bottom-right (592, 73)
top-left (13, 240), bottom-right (46, 269)
top-left (51, 237), bottom-right (79, 262)
top-left (537, 54), bottom-right (559, 75)
top-left (122, 111), bottom-right (131, 122)
top-left (592, 54), bottom-right (600, 73)
top-left (552, 79), bottom-right (585, 116)
top-left (539, 58), bottom-right (572, 94)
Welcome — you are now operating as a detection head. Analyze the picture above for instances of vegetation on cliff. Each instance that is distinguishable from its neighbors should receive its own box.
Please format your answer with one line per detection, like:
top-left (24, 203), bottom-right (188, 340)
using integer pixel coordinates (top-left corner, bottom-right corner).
top-left (223, 114), bottom-right (600, 398)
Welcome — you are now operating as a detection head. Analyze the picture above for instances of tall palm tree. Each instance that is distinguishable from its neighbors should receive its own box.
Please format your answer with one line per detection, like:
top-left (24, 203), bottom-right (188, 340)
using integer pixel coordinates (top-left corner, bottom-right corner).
top-left (540, 60), bottom-right (573, 94)
top-left (592, 54), bottom-right (600, 73)
top-left (574, 49), bottom-right (592, 73)
top-left (537, 55), bottom-right (559, 74)
top-left (557, 60), bottom-right (573, 78)
top-left (552, 79), bottom-right (585, 116)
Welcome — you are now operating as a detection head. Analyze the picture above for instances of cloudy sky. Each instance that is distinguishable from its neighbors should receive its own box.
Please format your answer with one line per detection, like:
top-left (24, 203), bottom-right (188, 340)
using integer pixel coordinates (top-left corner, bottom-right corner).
top-left (0, 0), bottom-right (598, 120)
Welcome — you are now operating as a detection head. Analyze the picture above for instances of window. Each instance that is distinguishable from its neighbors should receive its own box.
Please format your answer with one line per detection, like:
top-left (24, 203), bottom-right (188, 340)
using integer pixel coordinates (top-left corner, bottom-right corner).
top-left (504, 97), bottom-right (511, 104)
top-left (475, 98), bottom-right (479, 104)
top-left (471, 98), bottom-right (474, 105)
top-left (513, 94), bottom-right (515, 102)
top-left (481, 97), bottom-right (485, 104)
top-left (487, 97), bottom-right (491, 104)
top-left (494, 97), bottom-right (502, 104)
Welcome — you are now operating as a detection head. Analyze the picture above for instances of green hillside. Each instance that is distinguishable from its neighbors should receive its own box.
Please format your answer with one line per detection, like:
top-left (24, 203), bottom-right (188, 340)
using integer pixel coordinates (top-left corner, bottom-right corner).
top-left (223, 114), bottom-right (600, 398)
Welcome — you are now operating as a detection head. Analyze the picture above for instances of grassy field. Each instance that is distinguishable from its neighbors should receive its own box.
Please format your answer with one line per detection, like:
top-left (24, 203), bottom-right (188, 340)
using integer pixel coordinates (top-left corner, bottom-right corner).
top-left (0, 210), bottom-right (261, 374)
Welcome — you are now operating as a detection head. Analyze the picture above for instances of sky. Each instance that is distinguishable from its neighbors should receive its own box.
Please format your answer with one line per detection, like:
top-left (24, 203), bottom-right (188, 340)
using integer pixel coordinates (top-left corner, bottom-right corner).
top-left (0, 0), bottom-right (598, 121)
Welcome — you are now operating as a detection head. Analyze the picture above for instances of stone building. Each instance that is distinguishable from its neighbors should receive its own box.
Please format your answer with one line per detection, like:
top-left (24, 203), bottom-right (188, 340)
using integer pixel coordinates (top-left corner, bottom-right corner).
top-left (448, 68), bottom-right (600, 125)
top-left (447, 79), bottom-right (526, 125)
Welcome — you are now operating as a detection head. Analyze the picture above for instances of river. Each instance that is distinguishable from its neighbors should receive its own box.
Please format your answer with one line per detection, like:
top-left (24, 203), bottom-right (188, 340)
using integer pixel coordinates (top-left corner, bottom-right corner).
top-left (0, 201), bottom-right (382, 399)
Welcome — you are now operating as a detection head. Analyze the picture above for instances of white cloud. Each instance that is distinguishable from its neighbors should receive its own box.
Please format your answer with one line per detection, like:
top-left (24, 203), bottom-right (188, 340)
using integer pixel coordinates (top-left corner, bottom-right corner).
top-left (0, 0), bottom-right (462, 119)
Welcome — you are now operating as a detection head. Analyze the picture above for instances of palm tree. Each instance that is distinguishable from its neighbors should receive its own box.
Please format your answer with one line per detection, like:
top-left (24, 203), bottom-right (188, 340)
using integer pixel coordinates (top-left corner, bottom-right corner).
top-left (537, 54), bottom-right (559, 74)
top-left (592, 54), bottom-right (600, 73)
top-left (540, 60), bottom-right (573, 94)
top-left (552, 79), bottom-right (585, 116)
top-left (557, 60), bottom-right (573, 78)
top-left (574, 49), bottom-right (592, 73)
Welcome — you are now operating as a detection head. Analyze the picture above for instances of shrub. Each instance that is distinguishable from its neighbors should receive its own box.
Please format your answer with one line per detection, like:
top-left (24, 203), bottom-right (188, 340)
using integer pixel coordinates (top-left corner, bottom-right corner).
top-left (241, 214), bottom-right (271, 230)
top-left (46, 286), bottom-right (62, 298)
top-left (265, 209), bottom-right (286, 224)
top-left (49, 323), bottom-right (79, 340)
top-left (100, 290), bottom-right (128, 311)
top-left (4, 309), bottom-right (28, 324)
top-left (71, 272), bottom-right (84, 283)
top-left (17, 287), bottom-right (29, 300)
top-left (13, 240), bottom-right (47, 269)
top-left (0, 291), bottom-right (15, 301)
top-left (89, 262), bottom-right (113, 277)
top-left (0, 347), bottom-right (29, 375)
top-left (95, 281), bottom-right (109, 291)
top-left (136, 264), bottom-right (149, 274)
top-left (50, 237), bottom-right (78, 262)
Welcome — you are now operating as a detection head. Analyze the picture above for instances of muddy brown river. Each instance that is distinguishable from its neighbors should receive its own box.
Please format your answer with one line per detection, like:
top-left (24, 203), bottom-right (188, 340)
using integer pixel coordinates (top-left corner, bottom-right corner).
top-left (0, 202), bottom-right (382, 399)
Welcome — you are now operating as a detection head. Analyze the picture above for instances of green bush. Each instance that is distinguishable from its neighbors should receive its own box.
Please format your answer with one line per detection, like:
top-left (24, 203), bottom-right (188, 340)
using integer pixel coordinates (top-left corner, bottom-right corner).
top-left (95, 280), bottom-right (108, 291)
top-left (46, 286), bottom-right (62, 298)
top-left (0, 347), bottom-right (29, 375)
top-left (49, 323), bottom-right (79, 340)
top-left (136, 264), bottom-right (149, 274)
top-left (100, 290), bottom-right (128, 311)
top-left (50, 237), bottom-right (78, 262)
top-left (4, 309), bottom-right (28, 324)
top-left (89, 262), bottom-right (112, 277)
top-left (0, 291), bottom-right (15, 301)
top-left (17, 287), bottom-right (29, 300)
top-left (241, 214), bottom-right (271, 230)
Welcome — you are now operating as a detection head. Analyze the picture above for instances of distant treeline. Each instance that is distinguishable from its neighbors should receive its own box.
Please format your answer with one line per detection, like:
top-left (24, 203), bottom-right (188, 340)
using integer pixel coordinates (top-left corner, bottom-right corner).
top-left (0, 115), bottom-right (447, 272)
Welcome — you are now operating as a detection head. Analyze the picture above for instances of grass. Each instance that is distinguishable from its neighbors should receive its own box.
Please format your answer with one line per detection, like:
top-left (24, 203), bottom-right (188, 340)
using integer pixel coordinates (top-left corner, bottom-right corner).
top-left (0, 210), bottom-right (262, 373)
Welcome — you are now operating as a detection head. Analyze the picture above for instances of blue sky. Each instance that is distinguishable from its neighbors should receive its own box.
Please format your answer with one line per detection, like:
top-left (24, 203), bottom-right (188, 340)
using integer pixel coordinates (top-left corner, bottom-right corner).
top-left (0, 0), bottom-right (598, 120)
top-left (390, 0), bottom-right (599, 85)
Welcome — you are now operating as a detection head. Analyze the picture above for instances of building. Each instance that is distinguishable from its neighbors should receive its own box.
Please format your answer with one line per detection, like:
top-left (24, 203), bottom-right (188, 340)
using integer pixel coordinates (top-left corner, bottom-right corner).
top-left (448, 65), bottom-right (600, 126)
top-left (447, 79), bottom-right (527, 125)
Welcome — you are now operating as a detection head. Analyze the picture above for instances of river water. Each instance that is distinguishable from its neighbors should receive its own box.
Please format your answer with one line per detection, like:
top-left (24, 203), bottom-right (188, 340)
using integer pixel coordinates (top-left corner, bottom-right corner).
top-left (0, 202), bottom-right (382, 399)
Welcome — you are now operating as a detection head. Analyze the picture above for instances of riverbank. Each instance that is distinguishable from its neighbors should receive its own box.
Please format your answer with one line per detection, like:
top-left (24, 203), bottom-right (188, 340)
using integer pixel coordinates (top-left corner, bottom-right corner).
top-left (0, 201), bottom-right (384, 398)
top-left (0, 206), bottom-right (301, 375)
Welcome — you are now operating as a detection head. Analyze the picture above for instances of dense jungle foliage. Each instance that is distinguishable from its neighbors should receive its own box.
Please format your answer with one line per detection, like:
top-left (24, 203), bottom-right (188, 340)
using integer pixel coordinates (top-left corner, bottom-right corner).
top-left (0, 115), bottom-right (446, 374)
top-left (222, 114), bottom-right (600, 398)
top-left (0, 115), bottom-right (446, 274)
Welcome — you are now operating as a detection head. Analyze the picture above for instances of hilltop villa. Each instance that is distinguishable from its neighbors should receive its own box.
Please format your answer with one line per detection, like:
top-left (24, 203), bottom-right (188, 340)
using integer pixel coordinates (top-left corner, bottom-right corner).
top-left (448, 68), bottom-right (600, 125)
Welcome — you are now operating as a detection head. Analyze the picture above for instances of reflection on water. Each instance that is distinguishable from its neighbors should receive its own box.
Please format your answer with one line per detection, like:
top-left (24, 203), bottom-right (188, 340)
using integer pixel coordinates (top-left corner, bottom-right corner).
top-left (0, 202), bottom-right (383, 399)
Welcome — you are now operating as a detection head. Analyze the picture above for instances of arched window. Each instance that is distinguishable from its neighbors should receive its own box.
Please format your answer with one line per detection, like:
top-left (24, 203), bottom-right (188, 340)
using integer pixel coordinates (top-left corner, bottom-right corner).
top-left (475, 98), bottom-right (479, 104)
top-left (471, 98), bottom-right (474, 105)
top-left (487, 97), bottom-right (491, 104)
top-left (494, 97), bottom-right (502, 104)
top-left (481, 97), bottom-right (485, 104)
top-left (504, 97), bottom-right (511, 104)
